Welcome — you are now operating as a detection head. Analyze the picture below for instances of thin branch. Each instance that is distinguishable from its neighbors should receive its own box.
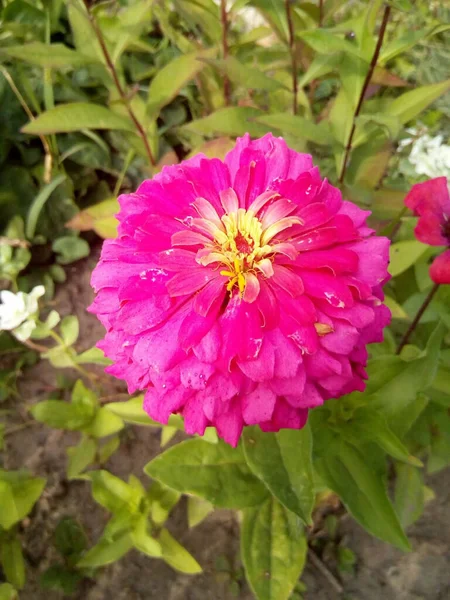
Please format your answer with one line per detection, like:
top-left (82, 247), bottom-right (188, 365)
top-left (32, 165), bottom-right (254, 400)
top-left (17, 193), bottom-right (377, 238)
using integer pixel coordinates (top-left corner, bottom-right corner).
top-left (83, 2), bottom-right (156, 167)
top-left (319, 0), bottom-right (324, 27)
top-left (220, 0), bottom-right (231, 105)
top-left (308, 549), bottom-right (344, 594)
top-left (396, 283), bottom-right (439, 354)
top-left (338, 5), bottom-right (391, 184)
top-left (285, 0), bottom-right (298, 115)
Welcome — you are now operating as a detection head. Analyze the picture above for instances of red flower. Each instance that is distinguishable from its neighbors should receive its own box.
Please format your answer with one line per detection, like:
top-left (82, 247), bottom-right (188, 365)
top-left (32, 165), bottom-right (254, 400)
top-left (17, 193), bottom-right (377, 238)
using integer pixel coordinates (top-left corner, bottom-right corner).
top-left (405, 177), bottom-right (450, 284)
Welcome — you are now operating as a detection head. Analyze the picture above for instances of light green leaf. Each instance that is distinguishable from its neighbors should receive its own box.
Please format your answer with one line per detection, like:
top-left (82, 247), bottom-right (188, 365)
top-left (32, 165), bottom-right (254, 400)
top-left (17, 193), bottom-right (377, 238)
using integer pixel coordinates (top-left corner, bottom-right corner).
top-left (242, 425), bottom-right (314, 525)
top-left (389, 240), bottom-right (429, 277)
top-left (22, 103), bottom-right (135, 135)
top-left (144, 439), bottom-right (268, 508)
top-left (131, 515), bottom-right (162, 558)
top-left (30, 400), bottom-right (95, 431)
top-left (76, 347), bottom-right (112, 366)
top-left (104, 396), bottom-right (160, 426)
top-left (160, 425), bottom-right (178, 447)
top-left (52, 236), bottom-right (90, 265)
top-left (0, 471), bottom-right (45, 529)
top-left (204, 56), bottom-right (287, 92)
top-left (98, 435), bottom-right (121, 464)
top-left (316, 441), bottom-right (410, 551)
top-left (0, 583), bottom-right (17, 600)
top-left (187, 497), bottom-right (214, 528)
top-left (394, 463), bottom-right (424, 529)
top-left (147, 481), bottom-right (181, 526)
top-left (0, 481), bottom-right (18, 530)
top-left (300, 29), bottom-right (360, 56)
top-left (159, 528), bottom-right (202, 574)
top-left (82, 407), bottom-right (124, 438)
top-left (1, 537), bottom-right (25, 589)
top-left (386, 79), bottom-right (450, 125)
top-left (380, 24), bottom-right (450, 64)
top-left (77, 531), bottom-right (133, 568)
top-left (83, 470), bottom-right (136, 514)
top-left (298, 53), bottom-right (343, 88)
top-left (43, 346), bottom-right (77, 368)
top-left (241, 496), bottom-right (307, 600)
top-left (147, 50), bottom-right (213, 118)
top-left (250, 0), bottom-right (288, 41)
top-left (60, 315), bottom-right (79, 346)
top-left (180, 107), bottom-right (269, 138)
top-left (254, 113), bottom-right (332, 145)
top-left (1, 42), bottom-right (97, 68)
top-left (67, 437), bottom-right (97, 479)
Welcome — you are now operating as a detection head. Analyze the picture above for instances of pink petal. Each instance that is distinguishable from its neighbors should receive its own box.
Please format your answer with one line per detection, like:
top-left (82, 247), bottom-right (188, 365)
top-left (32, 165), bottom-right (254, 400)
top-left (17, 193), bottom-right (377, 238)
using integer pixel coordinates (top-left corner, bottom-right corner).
top-left (295, 248), bottom-right (358, 274)
top-left (238, 338), bottom-right (275, 382)
top-left (171, 230), bottom-right (212, 247)
top-left (271, 264), bottom-right (304, 297)
top-left (302, 271), bottom-right (354, 308)
top-left (414, 211), bottom-right (447, 246)
top-left (214, 403), bottom-right (243, 448)
top-left (166, 268), bottom-right (216, 297)
top-left (256, 280), bottom-right (280, 329)
top-left (183, 393), bottom-right (209, 437)
top-left (180, 356), bottom-right (215, 390)
top-left (193, 323), bottom-right (221, 363)
top-left (243, 272), bottom-right (261, 303)
top-left (242, 384), bottom-right (277, 424)
top-left (405, 177), bottom-right (450, 216)
top-left (193, 276), bottom-right (227, 316)
top-left (320, 321), bottom-right (360, 354)
top-left (430, 249), bottom-right (450, 284)
top-left (260, 198), bottom-right (297, 229)
top-left (220, 188), bottom-right (239, 214)
top-left (220, 296), bottom-right (263, 362)
top-left (159, 248), bottom-right (197, 271)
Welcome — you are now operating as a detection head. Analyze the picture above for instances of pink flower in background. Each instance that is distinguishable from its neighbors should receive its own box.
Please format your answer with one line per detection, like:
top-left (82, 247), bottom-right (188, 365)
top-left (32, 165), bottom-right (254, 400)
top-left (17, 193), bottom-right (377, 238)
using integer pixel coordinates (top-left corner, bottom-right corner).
top-left (405, 177), bottom-right (450, 284)
top-left (89, 134), bottom-right (391, 446)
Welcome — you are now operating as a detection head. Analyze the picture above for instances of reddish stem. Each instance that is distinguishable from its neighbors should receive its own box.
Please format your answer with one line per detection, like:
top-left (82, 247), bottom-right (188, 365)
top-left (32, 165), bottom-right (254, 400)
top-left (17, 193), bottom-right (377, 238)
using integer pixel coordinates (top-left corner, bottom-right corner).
top-left (285, 0), bottom-right (298, 115)
top-left (220, 0), bottom-right (231, 105)
top-left (396, 283), bottom-right (439, 354)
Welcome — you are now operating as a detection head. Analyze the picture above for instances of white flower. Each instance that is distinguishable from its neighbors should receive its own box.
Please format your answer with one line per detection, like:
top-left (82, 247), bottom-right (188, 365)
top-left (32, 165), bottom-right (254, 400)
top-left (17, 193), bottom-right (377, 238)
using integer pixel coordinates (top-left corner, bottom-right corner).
top-left (408, 134), bottom-right (450, 179)
top-left (0, 285), bottom-right (45, 341)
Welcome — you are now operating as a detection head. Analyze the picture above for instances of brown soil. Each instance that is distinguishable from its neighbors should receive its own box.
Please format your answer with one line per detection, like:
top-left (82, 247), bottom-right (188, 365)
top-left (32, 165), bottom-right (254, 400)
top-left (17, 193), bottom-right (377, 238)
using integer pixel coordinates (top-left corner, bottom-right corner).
top-left (2, 249), bottom-right (450, 600)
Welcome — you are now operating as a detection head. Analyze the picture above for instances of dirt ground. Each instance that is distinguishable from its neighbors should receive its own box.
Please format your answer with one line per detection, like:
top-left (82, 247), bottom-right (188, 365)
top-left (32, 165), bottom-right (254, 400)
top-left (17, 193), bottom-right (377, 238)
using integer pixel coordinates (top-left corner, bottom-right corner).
top-left (2, 250), bottom-right (450, 600)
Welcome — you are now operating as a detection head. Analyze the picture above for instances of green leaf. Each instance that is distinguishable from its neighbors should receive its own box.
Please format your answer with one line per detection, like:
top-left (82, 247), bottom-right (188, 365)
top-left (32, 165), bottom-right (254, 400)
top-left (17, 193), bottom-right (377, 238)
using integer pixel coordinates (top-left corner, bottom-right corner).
top-left (386, 79), bottom-right (450, 125)
top-left (147, 481), bottom-right (181, 526)
top-left (242, 425), bottom-right (314, 525)
top-left (98, 435), bottom-right (121, 464)
top-left (31, 400), bottom-right (95, 431)
top-left (300, 29), bottom-right (360, 56)
top-left (344, 408), bottom-right (422, 466)
top-left (131, 515), bottom-right (162, 558)
top-left (0, 583), bottom-right (17, 600)
top-left (144, 439), bottom-right (268, 508)
top-left (22, 103), bottom-right (135, 135)
top-left (104, 396), bottom-right (160, 426)
top-left (52, 236), bottom-right (90, 265)
top-left (250, 0), bottom-right (288, 42)
top-left (389, 240), bottom-right (429, 277)
top-left (76, 346), bottom-right (112, 366)
top-left (315, 441), bottom-right (410, 551)
top-left (187, 497), bottom-right (214, 528)
top-left (241, 496), bottom-right (307, 600)
top-left (394, 463), bottom-right (424, 529)
top-left (82, 407), bottom-right (124, 438)
top-left (0, 481), bottom-right (18, 530)
top-left (54, 517), bottom-right (88, 562)
top-left (180, 107), bottom-right (269, 138)
top-left (84, 470), bottom-right (136, 514)
top-left (158, 528), bottom-right (202, 574)
top-left (39, 565), bottom-right (83, 595)
top-left (25, 174), bottom-right (67, 240)
top-left (77, 531), bottom-right (133, 568)
top-left (60, 315), bottom-right (79, 346)
top-left (254, 113), bottom-right (332, 145)
top-left (1, 42), bottom-right (97, 68)
top-left (67, 437), bottom-right (97, 479)
top-left (147, 50), bottom-right (213, 119)
top-left (0, 470), bottom-right (45, 528)
top-left (204, 56), bottom-right (287, 92)
top-left (1, 537), bottom-right (25, 589)
top-left (43, 346), bottom-right (77, 368)
top-left (66, 198), bottom-right (119, 239)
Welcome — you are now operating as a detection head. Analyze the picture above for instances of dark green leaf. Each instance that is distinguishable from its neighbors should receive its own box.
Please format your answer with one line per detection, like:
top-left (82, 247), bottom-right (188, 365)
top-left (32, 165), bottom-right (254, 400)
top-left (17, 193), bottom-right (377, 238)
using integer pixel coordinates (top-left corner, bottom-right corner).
top-left (52, 236), bottom-right (90, 265)
top-left (242, 426), bottom-right (314, 524)
top-left (241, 496), bottom-right (307, 600)
top-left (394, 463), bottom-right (424, 529)
top-left (144, 439), bottom-right (268, 508)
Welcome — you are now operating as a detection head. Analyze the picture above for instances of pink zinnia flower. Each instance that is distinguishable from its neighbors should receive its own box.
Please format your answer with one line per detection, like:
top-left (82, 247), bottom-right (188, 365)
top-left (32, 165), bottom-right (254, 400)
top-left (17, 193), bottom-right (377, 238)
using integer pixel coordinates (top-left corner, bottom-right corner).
top-left (89, 134), bottom-right (391, 446)
top-left (404, 177), bottom-right (450, 285)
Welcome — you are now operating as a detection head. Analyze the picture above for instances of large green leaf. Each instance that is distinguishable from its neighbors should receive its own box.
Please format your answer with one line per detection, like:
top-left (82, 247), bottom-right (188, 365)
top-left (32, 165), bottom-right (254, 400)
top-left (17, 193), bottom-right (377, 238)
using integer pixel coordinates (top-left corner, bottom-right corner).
top-left (30, 400), bottom-right (95, 431)
top-left (1, 43), bottom-right (97, 68)
top-left (241, 496), bottom-right (307, 600)
top-left (180, 107), bottom-right (269, 138)
top-left (0, 471), bottom-right (46, 529)
top-left (300, 29), bottom-right (360, 56)
top-left (22, 103), bottom-right (135, 135)
top-left (389, 240), bottom-right (429, 277)
top-left (0, 583), bottom-right (17, 600)
top-left (77, 531), bottom-right (133, 568)
top-left (82, 407), bottom-right (124, 438)
top-left (385, 79), bottom-right (450, 125)
top-left (242, 426), bottom-right (314, 525)
top-left (254, 113), bottom-right (332, 145)
top-left (144, 439), bottom-right (268, 508)
top-left (83, 471), bottom-right (137, 514)
top-left (204, 56), bottom-right (287, 92)
top-left (147, 50), bottom-right (214, 118)
top-left (315, 441), bottom-right (410, 551)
